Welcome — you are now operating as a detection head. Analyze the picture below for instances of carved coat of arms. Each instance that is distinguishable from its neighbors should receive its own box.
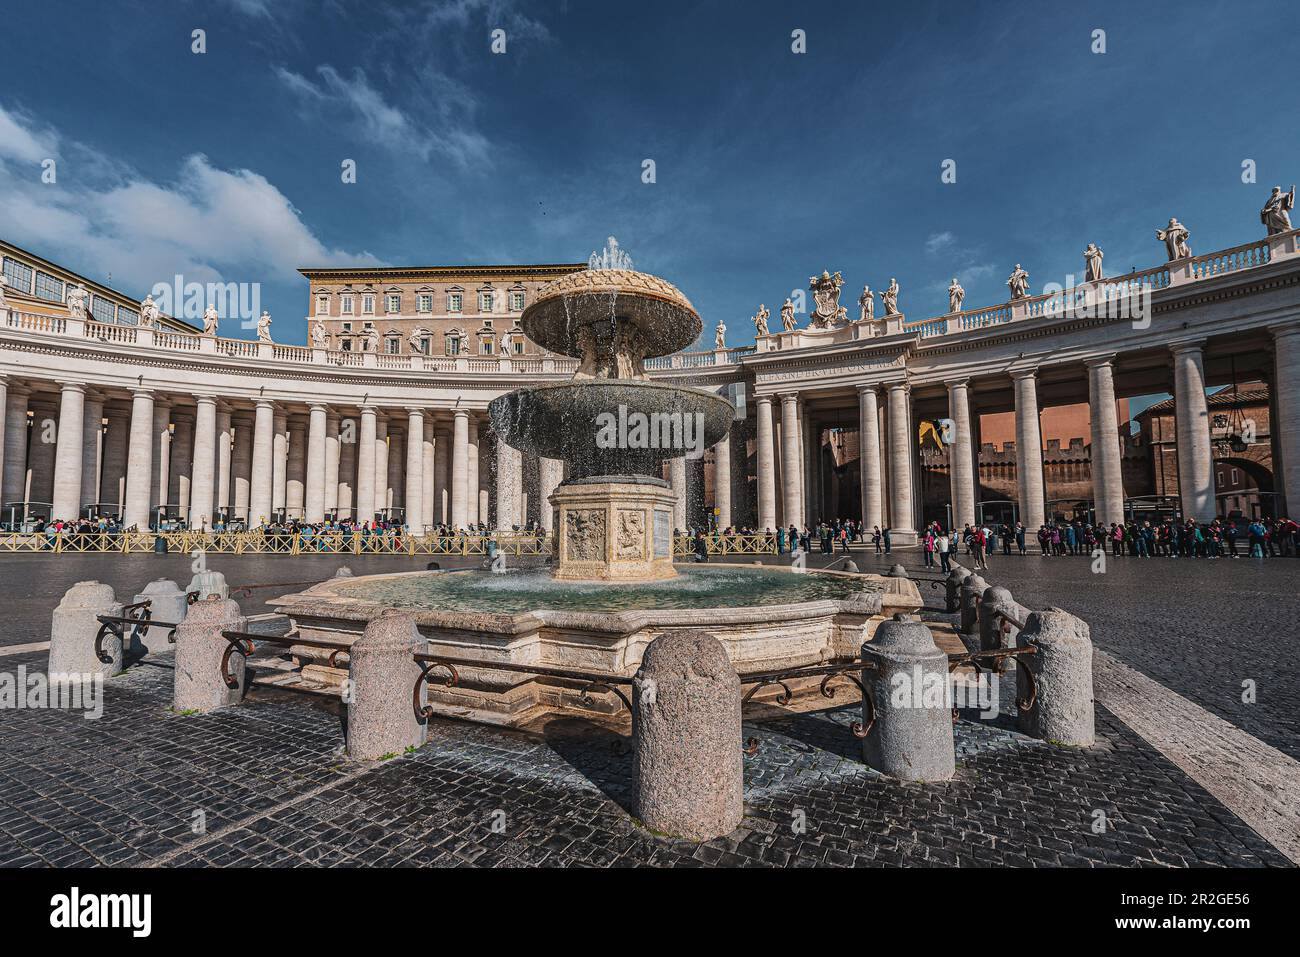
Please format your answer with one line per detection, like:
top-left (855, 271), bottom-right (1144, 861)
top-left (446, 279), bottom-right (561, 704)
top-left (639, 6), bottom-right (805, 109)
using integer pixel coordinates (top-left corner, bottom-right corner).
top-left (808, 270), bottom-right (848, 328)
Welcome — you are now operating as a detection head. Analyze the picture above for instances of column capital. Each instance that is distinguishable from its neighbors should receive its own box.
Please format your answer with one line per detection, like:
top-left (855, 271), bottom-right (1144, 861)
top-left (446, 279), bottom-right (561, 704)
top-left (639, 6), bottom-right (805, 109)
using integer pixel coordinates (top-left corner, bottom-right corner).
top-left (855, 382), bottom-right (881, 395)
top-left (1085, 353), bottom-right (1117, 370)
top-left (755, 393), bottom-right (774, 406)
top-left (253, 397), bottom-right (276, 411)
top-left (194, 394), bottom-right (219, 408)
top-left (131, 388), bottom-right (155, 401)
top-left (885, 378), bottom-right (909, 393)
top-left (57, 381), bottom-right (87, 395)
top-left (5, 381), bottom-right (31, 397)
top-left (1268, 319), bottom-right (1300, 341)
top-left (452, 407), bottom-right (470, 420)
top-left (778, 390), bottom-right (801, 404)
top-left (1010, 368), bottom-right (1037, 382)
top-left (945, 377), bottom-right (970, 392)
top-left (1169, 338), bottom-right (1207, 356)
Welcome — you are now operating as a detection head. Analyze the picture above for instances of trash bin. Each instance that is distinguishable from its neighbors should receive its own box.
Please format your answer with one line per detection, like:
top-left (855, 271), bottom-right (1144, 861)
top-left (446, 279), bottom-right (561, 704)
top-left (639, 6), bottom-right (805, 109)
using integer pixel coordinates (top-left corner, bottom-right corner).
top-left (153, 535), bottom-right (167, 554)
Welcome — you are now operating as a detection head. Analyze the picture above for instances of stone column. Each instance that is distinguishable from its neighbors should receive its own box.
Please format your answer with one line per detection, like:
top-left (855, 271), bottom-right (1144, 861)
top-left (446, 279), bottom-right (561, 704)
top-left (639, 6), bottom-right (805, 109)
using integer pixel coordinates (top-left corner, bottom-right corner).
top-left (231, 413), bottom-right (253, 524)
top-left (304, 404), bottom-right (328, 523)
top-left (433, 423), bottom-right (451, 526)
top-left (373, 414), bottom-right (389, 518)
top-left (632, 631), bottom-right (743, 842)
top-left (188, 395), bottom-right (218, 530)
top-left (51, 382), bottom-right (86, 521)
top-left (355, 406), bottom-right (378, 523)
top-left (387, 426), bottom-right (405, 515)
top-left (713, 434), bottom-right (731, 529)
top-left (1012, 371), bottom-right (1045, 529)
top-left (886, 381), bottom-right (916, 538)
top-left (324, 412), bottom-right (341, 519)
top-left (466, 415), bottom-right (480, 526)
top-left (100, 402), bottom-right (130, 517)
top-left (286, 415), bottom-right (307, 519)
top-left (946, 379), bottom-right (976, 529)
top-left (336, 413), bottom-right (356, 520)
top-left (249, 400), bottom-right (276, 527)
top-left (215, 406), bottom-right (232, 519)
top-left (538, 456), bottom-right (562, 533)
top-left (1016, 608), bottom-right (1095, 747)
top-left (421, 417), bottom-right (435, 530)
top-left (271, 410), bottom-right (288, 518)
top-left (494, 430), bottom-right (520, 531)
top-left (1171, 341), bottom-right (1216, 522)
top-left (1087, 356), bottom-right (1125, 526)
top-left (756, 395), bottom-right (777, 531)
top-left (779, 392), bottom-right (802, 528)
top-left (669, 455), bottom-right (687, 529)
top-left (26, 398), bottom-right (57, 507)
top-left (169, 411), bottom-right (193, 516)
top-left (150, 400), bottom-right (171, 523)
top-left (123, 390), bottom-right (155, 530)
top-left (1, 384), bottom-right (29, 508)
top-left (346, 612), bottom-right (426, 760)
top-left (450, 411), bottom-right (469, 528)
top-left (1272, 322), bottom-right (1300, 516)
top-left (802, 411), bottom-right (818, 525)
top-left (857, 385), bottom-right (883, 531)
top-left (80, 391), bottom-right (103, 515)
top-left (405, 409), bottom-right (425, 531)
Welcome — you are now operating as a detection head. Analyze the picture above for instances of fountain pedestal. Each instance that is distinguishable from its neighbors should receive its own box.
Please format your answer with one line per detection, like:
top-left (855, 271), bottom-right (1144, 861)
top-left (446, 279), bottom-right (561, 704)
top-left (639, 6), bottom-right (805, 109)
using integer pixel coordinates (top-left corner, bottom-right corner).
top-left (551, 479), bottom-right (678, 582)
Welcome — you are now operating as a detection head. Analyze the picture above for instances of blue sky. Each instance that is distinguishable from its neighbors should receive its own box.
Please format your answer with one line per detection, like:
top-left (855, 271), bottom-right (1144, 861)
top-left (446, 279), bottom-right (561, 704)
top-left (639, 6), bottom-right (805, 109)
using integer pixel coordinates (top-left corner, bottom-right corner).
top-left (2, 0), bottom-right (1297, 352)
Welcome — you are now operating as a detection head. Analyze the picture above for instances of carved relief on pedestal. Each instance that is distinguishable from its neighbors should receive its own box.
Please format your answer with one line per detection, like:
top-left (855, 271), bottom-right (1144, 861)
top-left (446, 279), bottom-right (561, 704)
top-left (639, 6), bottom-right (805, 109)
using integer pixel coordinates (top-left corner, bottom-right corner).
top-left (565, 508), bottom-right (606, 562)
top-left (614, 508), bottom-right (647, 561)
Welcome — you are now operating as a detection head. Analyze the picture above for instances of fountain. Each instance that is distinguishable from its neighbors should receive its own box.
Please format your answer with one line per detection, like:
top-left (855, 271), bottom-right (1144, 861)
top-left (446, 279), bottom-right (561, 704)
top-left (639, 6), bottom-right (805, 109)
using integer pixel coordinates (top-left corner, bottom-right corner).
top-left (487, 239), bottom-right (732, 581)
top-left (273, 241), bottom-right (921, 726)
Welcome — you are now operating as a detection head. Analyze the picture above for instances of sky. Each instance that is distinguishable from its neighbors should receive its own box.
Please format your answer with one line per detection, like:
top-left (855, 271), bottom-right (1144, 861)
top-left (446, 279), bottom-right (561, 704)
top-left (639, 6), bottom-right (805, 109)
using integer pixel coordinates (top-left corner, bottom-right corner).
top-left (2, 0), bottom-right (1298, 358)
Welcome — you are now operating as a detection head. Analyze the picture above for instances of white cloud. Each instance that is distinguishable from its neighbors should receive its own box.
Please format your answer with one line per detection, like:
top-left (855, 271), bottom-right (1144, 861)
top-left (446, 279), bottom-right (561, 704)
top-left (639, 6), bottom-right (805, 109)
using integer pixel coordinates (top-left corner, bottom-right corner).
top-left (924, 231), bottom-right (955, 255)
top-left (0, 104), bottom-right (57, 164)
top-left (0, 103), bottom-right (378, 300)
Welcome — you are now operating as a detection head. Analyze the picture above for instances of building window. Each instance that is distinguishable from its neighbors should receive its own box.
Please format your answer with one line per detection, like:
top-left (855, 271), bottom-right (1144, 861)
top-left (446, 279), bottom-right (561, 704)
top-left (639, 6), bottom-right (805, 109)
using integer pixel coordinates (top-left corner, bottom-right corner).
top-left (362, 294), bottom-right (375, 315)
top-left (1231, 468), bottom-right (1240, 484)
top-left (386, 294), bottom-right (401, 313)
top-left (316, 295), bottom-right (329, 316)
top-left (514, 340), bottom-right (524, 355)
top-left (447, 292), bottom-right (462, 313)
top-left (417, 293), bottom-right (433, 313)
top-left (482, 338), bottom-right (494, 355)
top-left (2, 258), bottom-right (33, 293)
top-left (90, 296), bottom-right (116, 324)
top-left (118, 307), bottom-right (139, 326)
top-left (510, 291), bottom-right (525, 311)
top-left (34, 271), bottom-right (65, 302)
top-left (478, 291), bottom-right (494, 312)
top-left (445, 334), bottom-right (461, 356)
top-left (340, 294), bottom-right (354, 315)
top-left (341, 321), bottom-right (352, 332)
top-left (341, 339), bottom-right (352, 352)
top-left (419, 336), bottom-right (431, 355)
top-left (385, 337), bottom-right (399, 354)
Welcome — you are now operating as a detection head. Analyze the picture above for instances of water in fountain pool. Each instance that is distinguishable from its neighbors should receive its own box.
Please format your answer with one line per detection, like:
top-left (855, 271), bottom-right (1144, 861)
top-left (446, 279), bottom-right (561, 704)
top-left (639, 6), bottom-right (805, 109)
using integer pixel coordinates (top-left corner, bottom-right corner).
top-left (330, 565), bottom-right (881, 614)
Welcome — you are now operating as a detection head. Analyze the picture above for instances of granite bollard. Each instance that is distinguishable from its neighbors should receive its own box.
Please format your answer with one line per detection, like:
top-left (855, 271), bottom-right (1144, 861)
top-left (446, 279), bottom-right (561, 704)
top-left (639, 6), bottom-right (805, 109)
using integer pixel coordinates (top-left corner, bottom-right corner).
top-left (186, 569), bottom-right (228, 600)
top-left (944, 564), bottom-right (969, 613)
top-left (346, 612), bottom-right (427, 760)
top-left (861, 614), bottom-right (955, 782)
top-left (979, 584), bottom-right (1022, 655)
top-left (48, 581), bottom-right (123, 679)
top-left (632, 630), bottom-right (743, 842)
top-left (173, 596), bottom-right (246, 713)
top-left (1016, 608), bottom-right (1095, 747)
top-left (959, 573), bottom-right (988, 635)
top-left (132, 578), bottom-right (188, 655)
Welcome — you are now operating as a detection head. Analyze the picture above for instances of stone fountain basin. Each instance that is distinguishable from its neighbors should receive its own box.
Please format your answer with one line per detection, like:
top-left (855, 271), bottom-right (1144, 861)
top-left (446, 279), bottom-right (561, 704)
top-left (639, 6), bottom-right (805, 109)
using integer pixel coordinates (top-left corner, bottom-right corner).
top-left (488, 379), bottom-right (735, 477)
top-left (271, 564), bottom-right (923, 727)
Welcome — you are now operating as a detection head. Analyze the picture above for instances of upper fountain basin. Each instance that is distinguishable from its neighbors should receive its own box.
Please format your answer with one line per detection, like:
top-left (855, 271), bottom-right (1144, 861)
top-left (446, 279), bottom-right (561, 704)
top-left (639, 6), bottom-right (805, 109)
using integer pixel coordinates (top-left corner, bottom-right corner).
top-left (521, 269), bottom-right (701, 360)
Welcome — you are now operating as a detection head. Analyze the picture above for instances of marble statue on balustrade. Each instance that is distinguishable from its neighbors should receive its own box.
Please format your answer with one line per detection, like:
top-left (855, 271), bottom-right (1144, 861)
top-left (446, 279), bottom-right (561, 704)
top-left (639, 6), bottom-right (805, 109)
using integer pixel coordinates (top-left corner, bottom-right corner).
top-left (881, 278), bottom-right (900, 316)
top-left (500, 330), bottom-right (513, 355)
top-left (256, 310), bottom-right (273, 343)
top-left (858, 285), bottom-right (874, 323)
top-left (714, 319), bottom-right (726, 349)
top-left (753, 303), bottom-right (770, 337)
top-left (1007, 264), bottom-right (1030, 300)
top-left (1084, 243), bottom-right (1104, 281)
top-left (313, 318), bottom-right (329, 348)
top-left (0, 275), bottom-right (8, 310)
top-left (947, 278), bottom-right (964, 314)
top-left (1261, 186), bottom-right (1295, 235)
top-left (139, 294), bottom-right (159, 327)
top-left (780, 299), bottom-right (796, 332)
top-left (66, 284), bottom-right (88, 320)
top-left (202, 304), bottom-right (219, 336)
top-left (364, 326), bottom-right (380, 352)
top-left (809, 270), bottom-right (848, 328)
top-left (1157, 218), bottom-right (1192, 260)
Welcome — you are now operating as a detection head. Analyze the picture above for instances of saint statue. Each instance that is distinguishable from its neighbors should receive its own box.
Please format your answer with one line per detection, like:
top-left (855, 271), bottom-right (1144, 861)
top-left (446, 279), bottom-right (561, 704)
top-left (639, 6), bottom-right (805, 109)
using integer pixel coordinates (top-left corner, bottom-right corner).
top-left (500, 330), bottom-right (513, 354)
top-left (364, 326), bottom-right (379, 352)
top-left (947, 278), bottom-right (964, 314)
top-left (880, 278), bottom-right (899, 316)
top-left (714, 319), bottom-right (726, 349)
top-left (858, 285), bottom-right (874, 322)
top-left (780, 299), bottom-right (796, 332)
top-left (312, 318), bottom-right (329, 347)
top-left (1006, 264), bottom-right (1030, 300)
top-left (66, 284), bottom-right (89, 320)
top-left (139, 294), bottom-right (159, 327)
top-left (0, 275), bottom-right (7, 310)
top-left (1156, 218), bottom-right (1192, 260)
top-left (1261, 186), bottom-right (1296, 236)
top-left (256, 310), bottom-right (273, 343)
top-left (754, 303), bottom-right (771, 337)
top-left (1083, 243), bottom-right (1104, 282)
top-left (202, 303), bottom-right (219, 336)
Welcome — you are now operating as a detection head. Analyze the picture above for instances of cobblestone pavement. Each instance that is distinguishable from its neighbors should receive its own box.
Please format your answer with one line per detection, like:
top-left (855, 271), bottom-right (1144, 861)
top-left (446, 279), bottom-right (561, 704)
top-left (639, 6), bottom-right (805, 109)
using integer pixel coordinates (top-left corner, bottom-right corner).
top-left (0, 648), bottom-right (1288, 868)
